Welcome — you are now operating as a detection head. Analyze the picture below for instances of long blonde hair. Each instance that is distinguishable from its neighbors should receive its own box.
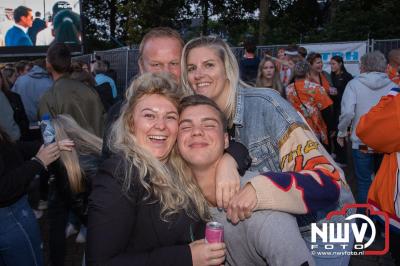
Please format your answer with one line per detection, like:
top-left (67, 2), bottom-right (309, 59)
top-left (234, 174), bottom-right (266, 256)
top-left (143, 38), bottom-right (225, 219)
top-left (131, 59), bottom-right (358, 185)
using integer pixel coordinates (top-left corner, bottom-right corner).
top-left (256, 57), bottom-right (284, 95)
top-left (52, 114), bottom-right (102, 193)
top-left (181, 36), bottom-right (250, 127)
top-left (109, 72), bottom-right (209, 221)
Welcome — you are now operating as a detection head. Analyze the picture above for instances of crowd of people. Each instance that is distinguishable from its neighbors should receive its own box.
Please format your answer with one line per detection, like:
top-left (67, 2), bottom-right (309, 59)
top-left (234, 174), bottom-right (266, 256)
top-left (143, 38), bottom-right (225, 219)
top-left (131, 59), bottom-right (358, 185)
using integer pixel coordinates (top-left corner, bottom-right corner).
top-left (0, 26), bottom-right (399, 266)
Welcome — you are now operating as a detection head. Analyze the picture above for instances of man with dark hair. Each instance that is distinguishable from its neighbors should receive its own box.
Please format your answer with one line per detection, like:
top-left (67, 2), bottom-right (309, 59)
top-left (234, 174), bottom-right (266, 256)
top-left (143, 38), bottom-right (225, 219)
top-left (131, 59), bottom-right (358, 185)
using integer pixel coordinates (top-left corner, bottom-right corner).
top-left (5, 6), bottom-right (34, 46)
top-left (93, 60), bottom-right (117, 99)
top-left (239, 37), bottom-right (260, 85)
top-left (38, 43), bottom-right (105, 137)
top-left (28, 11), bottom-right (46, 45)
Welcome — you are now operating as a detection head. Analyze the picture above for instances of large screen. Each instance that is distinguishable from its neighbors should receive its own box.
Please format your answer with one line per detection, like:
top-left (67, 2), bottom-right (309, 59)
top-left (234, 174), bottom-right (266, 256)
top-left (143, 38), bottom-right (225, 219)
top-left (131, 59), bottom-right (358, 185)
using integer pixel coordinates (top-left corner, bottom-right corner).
top-left (0, 0), bottom-right (82, 56)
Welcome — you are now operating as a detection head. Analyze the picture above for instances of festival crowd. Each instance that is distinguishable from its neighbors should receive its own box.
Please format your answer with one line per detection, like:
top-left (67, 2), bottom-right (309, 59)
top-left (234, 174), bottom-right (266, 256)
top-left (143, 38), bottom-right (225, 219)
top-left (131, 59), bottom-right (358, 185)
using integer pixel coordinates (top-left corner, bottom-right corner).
top-left (1, 12), bottom-right (400, 266)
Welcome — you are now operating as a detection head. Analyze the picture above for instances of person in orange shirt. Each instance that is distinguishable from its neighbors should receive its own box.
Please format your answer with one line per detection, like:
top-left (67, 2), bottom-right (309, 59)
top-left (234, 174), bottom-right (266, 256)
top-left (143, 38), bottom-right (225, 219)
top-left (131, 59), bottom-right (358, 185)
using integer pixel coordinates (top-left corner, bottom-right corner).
top-left (386, 48), bottom-right (400, 85)
top-left (286, 60), bottom-right (333, 145)
top-left (356, 87), bottom-right (400, 264)
top-left (307, 52), bottom-right (335, 95)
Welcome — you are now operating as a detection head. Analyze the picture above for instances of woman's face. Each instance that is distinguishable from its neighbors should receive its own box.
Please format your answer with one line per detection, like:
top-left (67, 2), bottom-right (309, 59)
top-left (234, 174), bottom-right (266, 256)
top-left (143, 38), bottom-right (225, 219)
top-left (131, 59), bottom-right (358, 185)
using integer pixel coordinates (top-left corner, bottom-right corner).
top-left (330, 59), bottom-right (341, 73)
top-left (186, 46), bottom-right (229, 105)
top-left (311, 58), bottom-right (323, 73)
top-left (262, 61), bottom-right (275, 80)
top-left (131, 94), bottom-right (179, 161)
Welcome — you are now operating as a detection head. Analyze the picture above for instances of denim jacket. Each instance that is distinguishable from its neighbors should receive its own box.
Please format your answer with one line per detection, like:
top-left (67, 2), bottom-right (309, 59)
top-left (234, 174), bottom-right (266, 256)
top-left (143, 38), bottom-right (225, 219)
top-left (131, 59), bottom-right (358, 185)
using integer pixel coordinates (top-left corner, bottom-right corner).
top-left (232, 86), bottom-right (355, 232)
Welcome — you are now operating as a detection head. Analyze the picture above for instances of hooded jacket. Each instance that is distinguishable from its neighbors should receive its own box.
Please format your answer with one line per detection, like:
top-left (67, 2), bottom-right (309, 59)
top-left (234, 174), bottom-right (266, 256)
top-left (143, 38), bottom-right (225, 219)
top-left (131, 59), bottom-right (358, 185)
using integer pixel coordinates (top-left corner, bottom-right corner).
top-left (12, 65), bottom-right (53, 124)
top-left (338, 72), bottom-right (396, 149)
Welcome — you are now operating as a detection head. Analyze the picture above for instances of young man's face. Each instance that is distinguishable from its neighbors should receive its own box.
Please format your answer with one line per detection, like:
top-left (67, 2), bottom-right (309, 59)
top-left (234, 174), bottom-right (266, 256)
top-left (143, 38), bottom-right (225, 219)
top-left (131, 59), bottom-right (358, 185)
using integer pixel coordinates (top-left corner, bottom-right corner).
top-left (140, 37), bottom-right (182, 83)
top-left (178, 104), bottom-right (228, 169)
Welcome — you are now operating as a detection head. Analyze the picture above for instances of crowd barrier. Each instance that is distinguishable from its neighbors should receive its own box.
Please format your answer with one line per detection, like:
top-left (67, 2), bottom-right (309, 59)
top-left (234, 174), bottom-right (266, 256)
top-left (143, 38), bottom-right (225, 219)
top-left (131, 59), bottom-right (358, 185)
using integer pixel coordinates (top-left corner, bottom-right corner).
top-left (73, 39), bottom-right (400, 93)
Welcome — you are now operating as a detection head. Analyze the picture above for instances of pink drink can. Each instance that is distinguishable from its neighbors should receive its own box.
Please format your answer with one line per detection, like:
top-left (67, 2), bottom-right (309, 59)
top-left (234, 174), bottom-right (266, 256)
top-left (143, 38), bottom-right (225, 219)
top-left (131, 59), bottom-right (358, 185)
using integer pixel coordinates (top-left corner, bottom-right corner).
top-left (205, 221), bottom-right (224, 243)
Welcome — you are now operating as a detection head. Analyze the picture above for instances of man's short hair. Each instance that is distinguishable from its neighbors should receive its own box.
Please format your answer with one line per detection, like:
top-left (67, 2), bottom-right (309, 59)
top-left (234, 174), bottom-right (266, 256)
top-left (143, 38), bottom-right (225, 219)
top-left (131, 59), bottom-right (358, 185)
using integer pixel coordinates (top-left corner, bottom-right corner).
top-left (179, 95), bottom-right (228, 132)
top-left (138, 27), bottom-right (184, 60)
top-left (92, 60), bottom-right (107, 75)
top-left (46, 43), bottom-right (71, 73)
top-left (360, 51), bottom-right (387, 73)
top-left (35, 11), bottom-right (41, 17)
top-left (243, 37), bottom-right (257, 54)
top-left (13, 6), bottom-right (32, 23)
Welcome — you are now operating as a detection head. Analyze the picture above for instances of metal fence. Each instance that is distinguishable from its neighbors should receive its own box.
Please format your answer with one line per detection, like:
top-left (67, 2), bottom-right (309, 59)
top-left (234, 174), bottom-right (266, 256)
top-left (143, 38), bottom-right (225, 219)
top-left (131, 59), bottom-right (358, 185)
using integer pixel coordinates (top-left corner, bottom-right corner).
top-left (370, 38), bottom-right (400, 56)
top-left (74, 38), bottom-right (400, 94)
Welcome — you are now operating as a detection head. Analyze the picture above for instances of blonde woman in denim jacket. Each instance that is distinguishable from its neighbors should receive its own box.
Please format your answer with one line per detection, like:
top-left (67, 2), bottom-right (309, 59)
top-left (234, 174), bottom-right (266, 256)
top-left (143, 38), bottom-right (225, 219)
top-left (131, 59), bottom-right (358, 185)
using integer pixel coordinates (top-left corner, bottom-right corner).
top-left (181, 36), bottom-right (355, 266)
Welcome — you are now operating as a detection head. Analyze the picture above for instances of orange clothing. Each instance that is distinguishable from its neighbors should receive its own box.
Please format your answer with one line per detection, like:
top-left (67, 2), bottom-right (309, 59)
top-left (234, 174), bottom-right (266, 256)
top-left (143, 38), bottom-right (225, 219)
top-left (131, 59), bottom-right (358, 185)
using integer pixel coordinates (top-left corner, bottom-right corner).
top-left (286, 79), bottom-right (333, 144)
top-left (386, 64), bottom-right (400, 85)
top-left (310, 73), bottom-right (331, 94)
top-left (357, 88), bottom-right (400, 225)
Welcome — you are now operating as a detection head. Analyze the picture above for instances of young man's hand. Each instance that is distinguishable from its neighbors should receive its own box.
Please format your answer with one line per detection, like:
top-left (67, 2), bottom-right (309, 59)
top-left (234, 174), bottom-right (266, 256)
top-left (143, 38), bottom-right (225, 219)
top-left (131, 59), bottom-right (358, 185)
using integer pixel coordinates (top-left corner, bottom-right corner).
top-left (215, 153), bottom-right (240, 209)
top-left (226, 183), bottom-right (257, 224)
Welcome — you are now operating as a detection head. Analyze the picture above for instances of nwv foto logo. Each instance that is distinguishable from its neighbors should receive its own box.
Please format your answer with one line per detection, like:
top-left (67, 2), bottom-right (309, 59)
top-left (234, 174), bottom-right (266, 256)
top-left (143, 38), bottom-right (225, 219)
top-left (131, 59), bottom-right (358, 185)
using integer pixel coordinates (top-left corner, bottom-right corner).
top-left (310, 204), bottom-right (390, 255)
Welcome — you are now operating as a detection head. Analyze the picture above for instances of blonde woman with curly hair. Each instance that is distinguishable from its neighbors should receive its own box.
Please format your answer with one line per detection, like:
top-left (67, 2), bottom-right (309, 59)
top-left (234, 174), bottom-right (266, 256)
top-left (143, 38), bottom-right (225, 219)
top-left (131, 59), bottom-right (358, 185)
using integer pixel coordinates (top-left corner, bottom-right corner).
top-left (87, 72), bottom-right (225, 266)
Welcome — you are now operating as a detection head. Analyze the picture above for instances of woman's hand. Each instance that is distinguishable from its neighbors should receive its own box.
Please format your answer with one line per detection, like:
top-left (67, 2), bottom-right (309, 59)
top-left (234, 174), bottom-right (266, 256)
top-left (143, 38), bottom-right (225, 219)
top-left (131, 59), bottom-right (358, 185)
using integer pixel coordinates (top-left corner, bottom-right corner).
top-left (58, 139), bottom-right (75, 151)
top-left (215, 153), bottom-right (240, 209)
top-left (35, 143), bottom-right (60, 167)
top-left (190, 239), bottom-right (225, 266)
top-left (226, 183), bottom-right (257, 224)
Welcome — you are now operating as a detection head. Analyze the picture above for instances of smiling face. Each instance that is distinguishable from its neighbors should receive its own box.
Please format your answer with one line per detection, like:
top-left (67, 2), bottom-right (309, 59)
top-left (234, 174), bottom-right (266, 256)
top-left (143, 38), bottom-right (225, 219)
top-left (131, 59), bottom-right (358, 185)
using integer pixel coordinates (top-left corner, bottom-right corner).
top-left (178, 104), bottom-right (228, 169)
top-left (131, 94), bottom-right (179, 161)
top-left (140, 37), bottom-right (182, 83)
top-left (186, 47), bottom-right (229, 107)
top-left (262, 60), bottom-right (276, 80)
top-left (311, 57), bottom-right (323, 73)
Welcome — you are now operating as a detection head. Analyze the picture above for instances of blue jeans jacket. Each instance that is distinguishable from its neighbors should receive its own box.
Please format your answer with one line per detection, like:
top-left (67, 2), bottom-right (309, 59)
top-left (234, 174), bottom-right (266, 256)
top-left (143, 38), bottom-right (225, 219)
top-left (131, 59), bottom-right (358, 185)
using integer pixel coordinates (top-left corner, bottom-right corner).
top-left (232, 86), bottom-right (354, 230)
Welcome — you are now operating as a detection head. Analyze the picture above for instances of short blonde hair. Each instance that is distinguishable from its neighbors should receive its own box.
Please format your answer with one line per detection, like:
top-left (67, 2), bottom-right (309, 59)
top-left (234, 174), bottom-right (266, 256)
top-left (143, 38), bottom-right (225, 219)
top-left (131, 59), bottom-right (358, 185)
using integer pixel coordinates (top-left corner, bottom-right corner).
top-left (138, 27), bottom-right (184, 67)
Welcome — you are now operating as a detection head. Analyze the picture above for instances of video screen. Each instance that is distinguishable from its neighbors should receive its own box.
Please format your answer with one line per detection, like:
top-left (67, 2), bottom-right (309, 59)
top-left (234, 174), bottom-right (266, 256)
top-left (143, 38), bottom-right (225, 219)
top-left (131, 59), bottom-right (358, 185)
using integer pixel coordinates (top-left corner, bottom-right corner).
top-left (0, 0), bottom-right (82, 56)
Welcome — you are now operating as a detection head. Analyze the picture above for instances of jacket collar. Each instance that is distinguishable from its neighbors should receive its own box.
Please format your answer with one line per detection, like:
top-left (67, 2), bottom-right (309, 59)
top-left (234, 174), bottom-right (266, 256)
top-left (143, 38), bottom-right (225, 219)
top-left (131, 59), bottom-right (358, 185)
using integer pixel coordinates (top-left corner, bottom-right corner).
top-left (233, 85), bottom-right (244, 126)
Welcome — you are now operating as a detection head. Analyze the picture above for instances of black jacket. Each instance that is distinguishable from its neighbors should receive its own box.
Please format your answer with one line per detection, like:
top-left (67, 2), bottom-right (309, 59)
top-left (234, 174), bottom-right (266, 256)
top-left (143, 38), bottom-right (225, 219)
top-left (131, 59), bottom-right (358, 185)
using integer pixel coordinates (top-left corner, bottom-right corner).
top-left (87, 155), bottom-right (204, 266)
top-left (331, 71), bottom-right (353, 123)
top-left (0, 140), bottom-right (44, 207)
top-left (4, 90), bottom-right (30, 139)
